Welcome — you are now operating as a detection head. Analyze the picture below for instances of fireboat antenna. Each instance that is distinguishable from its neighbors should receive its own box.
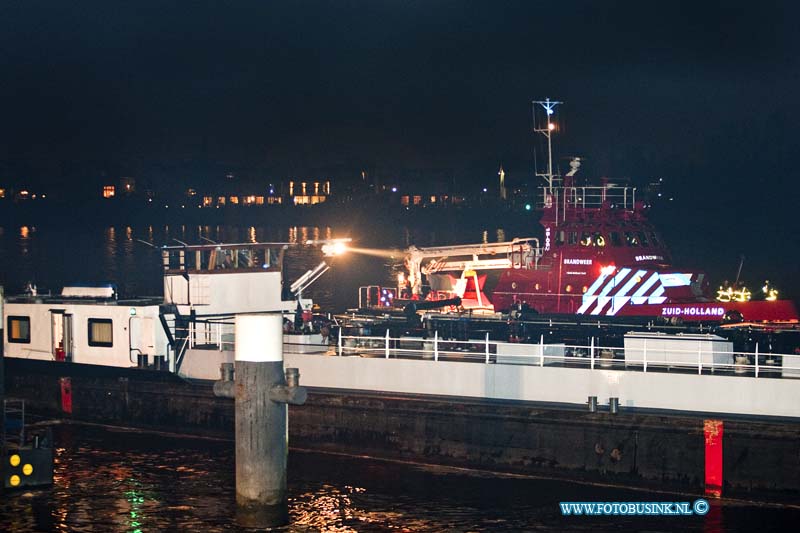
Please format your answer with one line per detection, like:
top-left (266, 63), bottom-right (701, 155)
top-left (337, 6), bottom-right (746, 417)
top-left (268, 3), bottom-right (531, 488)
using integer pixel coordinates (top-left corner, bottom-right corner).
top-left (533, 98), bottom-right (562, 193)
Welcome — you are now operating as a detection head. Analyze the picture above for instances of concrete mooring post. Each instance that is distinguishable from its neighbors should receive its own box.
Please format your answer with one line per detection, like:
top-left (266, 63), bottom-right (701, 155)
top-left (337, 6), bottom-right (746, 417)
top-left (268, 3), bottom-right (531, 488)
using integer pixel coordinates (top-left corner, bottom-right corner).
top-left (233, 313), bottom-right (307, 528)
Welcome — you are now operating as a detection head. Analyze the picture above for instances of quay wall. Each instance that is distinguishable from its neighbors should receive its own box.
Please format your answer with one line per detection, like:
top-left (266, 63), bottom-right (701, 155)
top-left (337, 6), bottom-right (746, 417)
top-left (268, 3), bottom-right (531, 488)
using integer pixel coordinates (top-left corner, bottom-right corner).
top-left (4, 358), bottom-right (800, 501)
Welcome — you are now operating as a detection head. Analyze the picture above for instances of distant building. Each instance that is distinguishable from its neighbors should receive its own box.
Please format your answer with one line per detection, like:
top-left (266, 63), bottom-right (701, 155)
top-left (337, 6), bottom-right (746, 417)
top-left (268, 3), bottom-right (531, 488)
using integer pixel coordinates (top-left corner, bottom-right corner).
top-left (102, 185), bottom-right (115, 198)
top-left (287, 180), bottom-right (330, 205)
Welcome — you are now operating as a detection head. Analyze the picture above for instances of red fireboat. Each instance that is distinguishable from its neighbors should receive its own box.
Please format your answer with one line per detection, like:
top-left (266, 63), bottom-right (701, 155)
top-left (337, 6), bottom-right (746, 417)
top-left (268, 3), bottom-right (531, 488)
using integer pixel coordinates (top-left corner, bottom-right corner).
top-left (401, 101), bottom-right (798, 324)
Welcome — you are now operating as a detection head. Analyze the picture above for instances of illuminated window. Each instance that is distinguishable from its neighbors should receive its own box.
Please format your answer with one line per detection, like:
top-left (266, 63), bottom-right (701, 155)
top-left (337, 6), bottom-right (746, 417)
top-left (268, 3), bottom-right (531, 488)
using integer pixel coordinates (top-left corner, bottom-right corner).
top-left (186, 188), bottom-right (197, 197)
top-left (289, 181), bottom-right (294, 196)
top-left (7, 316), bottom-right (30, 343)
top-left (314, 182), bottom-right (320, 195)
top-left (103, 185), bottom-right (115, 198)
top-left (229, 196), bottom-right (239, 205)
top-left (430, 195), bottom-right (436, 203)
top-left (88, 318), bottom-right (113, 347)
top-left (218, 196), bottom-right (226, 205)
top-left (413, 195), bottom-right (422, 205)
top-left (203, 196), bottom-right (213, 207)
top-left (401, 196), bottom-right (409, 206)
top-left (0, 188), bottom-right (5, 198)
top-left (255, 196), bottom-right (264, 205)
top-left (325, 181), bottom-right (331, 195)
top-left (301, 182), bottom-right (307, 195)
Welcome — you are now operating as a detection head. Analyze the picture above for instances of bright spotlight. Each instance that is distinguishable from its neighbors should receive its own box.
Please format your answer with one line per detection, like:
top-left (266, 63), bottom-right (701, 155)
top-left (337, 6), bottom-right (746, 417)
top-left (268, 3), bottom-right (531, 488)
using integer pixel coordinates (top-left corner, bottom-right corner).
top-left (600, 265), bottom-right (616, 276)
top-left (313, 238), bottom-right (352, 257)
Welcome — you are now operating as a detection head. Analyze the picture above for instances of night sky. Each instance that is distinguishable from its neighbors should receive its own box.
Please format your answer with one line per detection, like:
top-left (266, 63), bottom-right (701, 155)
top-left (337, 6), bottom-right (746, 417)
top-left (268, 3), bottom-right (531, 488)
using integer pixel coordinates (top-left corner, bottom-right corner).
top-left (1, 1), bottom-right (799, 296)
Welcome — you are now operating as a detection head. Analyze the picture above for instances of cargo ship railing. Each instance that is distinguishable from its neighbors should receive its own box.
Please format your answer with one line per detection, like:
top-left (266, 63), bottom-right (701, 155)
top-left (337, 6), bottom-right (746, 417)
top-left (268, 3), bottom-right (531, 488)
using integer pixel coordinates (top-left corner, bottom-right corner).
top-left (180, 318), bottom-right (800, 379)
top-left (334, 331), bottom-right (800, 379)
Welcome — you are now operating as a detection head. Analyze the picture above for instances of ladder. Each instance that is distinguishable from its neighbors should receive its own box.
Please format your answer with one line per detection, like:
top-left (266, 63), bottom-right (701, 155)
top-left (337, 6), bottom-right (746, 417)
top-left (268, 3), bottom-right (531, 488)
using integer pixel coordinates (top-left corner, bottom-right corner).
top-left (3, 399), bottom-right (25, 450)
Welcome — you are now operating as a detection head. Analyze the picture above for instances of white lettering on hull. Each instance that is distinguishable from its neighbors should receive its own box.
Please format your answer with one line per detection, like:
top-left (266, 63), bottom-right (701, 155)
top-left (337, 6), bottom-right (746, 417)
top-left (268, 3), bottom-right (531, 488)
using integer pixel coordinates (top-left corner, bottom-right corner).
top-left (661, 307), bottom-right (725, 317)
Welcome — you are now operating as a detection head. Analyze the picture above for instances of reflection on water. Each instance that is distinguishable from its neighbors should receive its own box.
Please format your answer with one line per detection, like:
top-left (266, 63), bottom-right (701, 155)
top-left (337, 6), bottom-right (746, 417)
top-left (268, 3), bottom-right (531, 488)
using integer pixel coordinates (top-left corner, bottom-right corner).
top-left (0, 423), bottom-right (795, 532)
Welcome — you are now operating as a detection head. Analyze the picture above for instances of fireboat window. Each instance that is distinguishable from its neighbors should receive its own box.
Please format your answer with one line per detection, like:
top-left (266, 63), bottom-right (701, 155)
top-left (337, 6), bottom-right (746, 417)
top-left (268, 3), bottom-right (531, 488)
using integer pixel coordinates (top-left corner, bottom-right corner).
top-left (556, 230), bottom-right (565, 246)
top-left (7, 316), bottom-right (31, 344)
top-left (88, 318), bottom-right (113, 347)
top-left (609, 231), bottom-right (621, 246)
top-left (625, 232), bottom-right (639, 246)
top-left (568, 231), bottom-right (578, 245)
top-left (580, 232), bottom-right (592, 246)
top-left (637, 231), bottom-right (649, 246)
top-left (593, 233), bottom-right (606, 247)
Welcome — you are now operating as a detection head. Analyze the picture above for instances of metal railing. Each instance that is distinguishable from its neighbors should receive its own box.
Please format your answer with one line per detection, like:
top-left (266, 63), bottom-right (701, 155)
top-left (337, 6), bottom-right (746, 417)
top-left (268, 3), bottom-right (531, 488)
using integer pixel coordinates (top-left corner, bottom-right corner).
top-left (173, 319), bottom-right (800, 380)
top-left (334, 330), bottom-right (800, 379)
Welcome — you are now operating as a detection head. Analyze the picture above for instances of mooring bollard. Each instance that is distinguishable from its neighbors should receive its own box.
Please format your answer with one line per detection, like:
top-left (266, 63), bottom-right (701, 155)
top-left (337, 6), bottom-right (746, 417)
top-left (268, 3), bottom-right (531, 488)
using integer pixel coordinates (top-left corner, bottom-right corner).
top-left (609, 397), bottom-right (620, 414)
top-left (233, 313), bottom-right (307, 529)
top-left (588, 396), bottom-right (598, 413)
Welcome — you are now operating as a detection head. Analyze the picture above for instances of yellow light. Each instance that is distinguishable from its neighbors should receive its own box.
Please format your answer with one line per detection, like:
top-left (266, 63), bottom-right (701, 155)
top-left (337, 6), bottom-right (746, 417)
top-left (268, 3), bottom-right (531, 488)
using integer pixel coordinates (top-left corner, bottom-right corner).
top-left (9, 475), bottom-right (20, 487)
top-left (9, 454), bottom-right (20, 467)
top-left (548, 123), bottom-right (555, 131)
top-left (766, 289), bottom-right (778, 301)
top-left (22, 464), bottom-right (33, 476)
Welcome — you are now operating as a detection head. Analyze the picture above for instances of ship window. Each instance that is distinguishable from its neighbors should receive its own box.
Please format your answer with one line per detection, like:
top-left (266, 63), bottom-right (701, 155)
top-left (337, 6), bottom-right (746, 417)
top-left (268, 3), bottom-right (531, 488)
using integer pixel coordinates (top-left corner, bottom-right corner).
top-left (580, 232), bottom-right (592, 246)
top-left (88, 318), bottom-right (113, 347)
top-left (568, 231), bottom-right (578, 245)
top-left (7, 316), bottom-right (31, 344)
top-left (625, 232), bottom-right (639, 246)
top-left (610, 232), bottom-right (621, 246)
top-left (638, 232), bottom-right (649, 246)
top-left (556, 231), bottom-right (565, 245)
top-left (650, 232), bottom-right (660, 246)
top-left (593, 233), bottom-right (606, 247)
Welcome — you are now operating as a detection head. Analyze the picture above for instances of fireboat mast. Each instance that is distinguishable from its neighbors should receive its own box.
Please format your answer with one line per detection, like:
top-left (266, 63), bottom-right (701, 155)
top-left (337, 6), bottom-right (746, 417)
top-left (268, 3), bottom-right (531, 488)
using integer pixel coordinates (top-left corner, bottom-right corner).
top-left (533, 98), bottom-right (562, 193)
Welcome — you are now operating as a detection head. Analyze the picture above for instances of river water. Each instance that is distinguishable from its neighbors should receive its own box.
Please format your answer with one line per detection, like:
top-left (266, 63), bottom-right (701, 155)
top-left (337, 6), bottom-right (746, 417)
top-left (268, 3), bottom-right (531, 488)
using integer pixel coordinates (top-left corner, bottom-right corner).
top-left (1, 422), bottom-right (797, 532)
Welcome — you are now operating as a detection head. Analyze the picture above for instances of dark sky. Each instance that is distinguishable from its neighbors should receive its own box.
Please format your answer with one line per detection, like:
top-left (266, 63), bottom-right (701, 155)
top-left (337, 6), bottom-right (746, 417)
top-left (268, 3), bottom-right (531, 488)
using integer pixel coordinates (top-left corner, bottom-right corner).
top-left (2, 0), bottom-right (798, 179)
top-left (1, 1), bottom-right (799, 295)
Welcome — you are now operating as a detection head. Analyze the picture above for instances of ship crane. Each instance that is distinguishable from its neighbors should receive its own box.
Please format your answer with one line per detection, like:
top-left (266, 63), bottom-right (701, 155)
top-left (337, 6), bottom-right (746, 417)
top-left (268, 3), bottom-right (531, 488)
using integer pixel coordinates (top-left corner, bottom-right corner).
top-left (405, 238), bottom-right (541, 309)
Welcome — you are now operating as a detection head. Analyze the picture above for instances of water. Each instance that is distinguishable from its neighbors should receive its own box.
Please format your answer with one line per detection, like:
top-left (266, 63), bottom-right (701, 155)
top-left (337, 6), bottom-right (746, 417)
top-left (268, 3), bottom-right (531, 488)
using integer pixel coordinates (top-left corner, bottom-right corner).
top-left (1, 423), bottom-right (797, 532)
